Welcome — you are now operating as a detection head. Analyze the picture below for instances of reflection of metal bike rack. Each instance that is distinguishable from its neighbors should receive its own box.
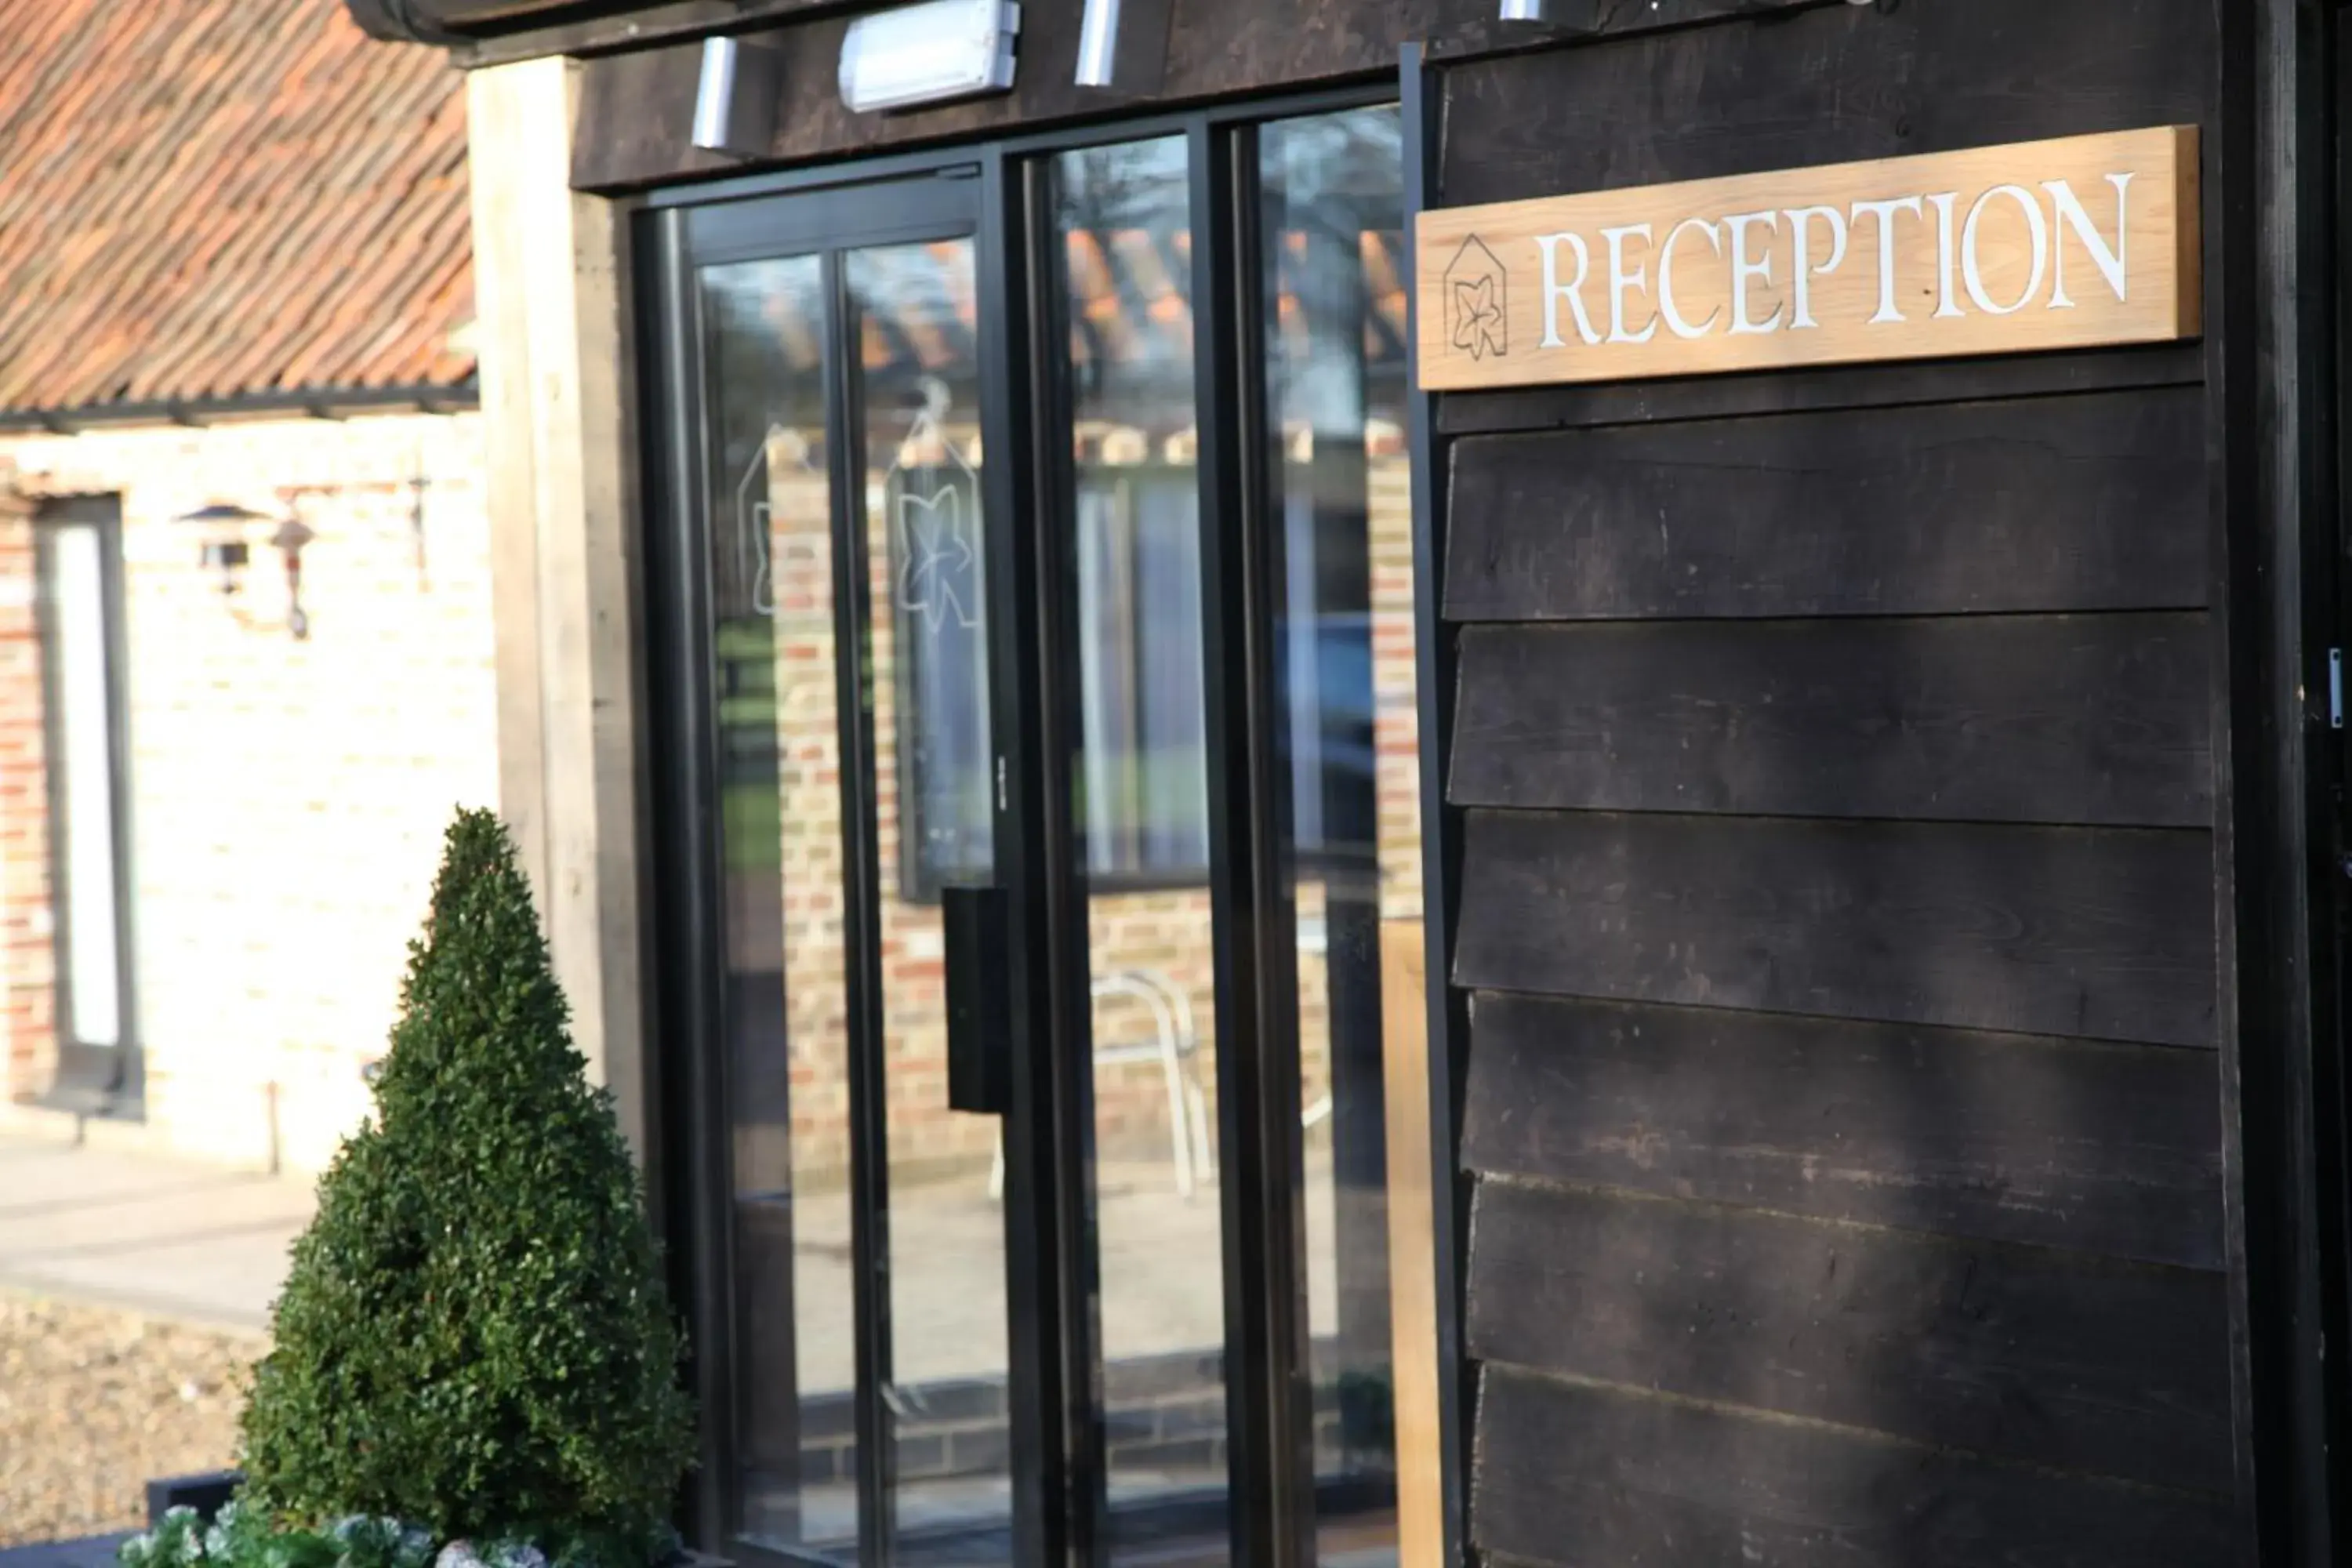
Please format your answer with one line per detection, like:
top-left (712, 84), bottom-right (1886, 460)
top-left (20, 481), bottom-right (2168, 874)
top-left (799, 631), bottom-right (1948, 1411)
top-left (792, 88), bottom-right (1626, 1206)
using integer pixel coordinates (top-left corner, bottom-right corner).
top-left (991, 969), bottom-right (1214, 1200)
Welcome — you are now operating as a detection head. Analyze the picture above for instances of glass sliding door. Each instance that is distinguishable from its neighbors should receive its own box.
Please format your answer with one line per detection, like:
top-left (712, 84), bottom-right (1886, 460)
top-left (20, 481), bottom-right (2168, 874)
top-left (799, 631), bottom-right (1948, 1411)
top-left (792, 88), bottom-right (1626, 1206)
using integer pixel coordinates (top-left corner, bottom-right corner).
top-left (1260, 104), bottom-right (1410, 1568)
top-left (1049, 136), bottom-right (1232, 1563)
top-left (669, 178), bottom-right (1030, 1568)
top-left (649, 99), bottom-right (1414, 1568)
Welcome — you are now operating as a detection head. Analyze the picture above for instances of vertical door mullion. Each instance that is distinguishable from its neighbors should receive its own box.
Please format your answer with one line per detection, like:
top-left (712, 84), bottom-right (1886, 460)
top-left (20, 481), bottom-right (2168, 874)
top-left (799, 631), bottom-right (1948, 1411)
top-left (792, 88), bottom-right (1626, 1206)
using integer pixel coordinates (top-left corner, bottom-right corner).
top-left (981, 144), bottom-right (1078, 1568)
top-left (643, 205), bottom-right (738, 1551)
top-left (1191, 117), bottom-right (1315, 1568)
top-left (1400, 43), bottom-right (1470, 1568)
top-left (826, 245), bottom-right (897, 1568)
top-left (1022, 148), bottom-right (1109, 1568)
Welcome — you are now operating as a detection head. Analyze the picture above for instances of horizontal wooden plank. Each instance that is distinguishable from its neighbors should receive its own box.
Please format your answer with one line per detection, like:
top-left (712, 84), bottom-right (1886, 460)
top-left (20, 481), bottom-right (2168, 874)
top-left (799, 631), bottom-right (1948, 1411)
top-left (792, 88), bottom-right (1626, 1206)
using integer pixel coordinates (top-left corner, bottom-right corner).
top-left (1436, 341), bottom-right (2204, 437)
top-left (1473, 1367), bottom-right (2242, 1568)
top-left (1453, 811), bottom-right (2216, 1047)
top-left (1449, 614), bottom-right (2213, 826)
top-left (1461, 993), bottom-right (2225, 1269)
top-left (1444, 388), bottom-right (2208, 621)
top-left (1468, 1180), bottom-right (2232, 1492)
top-left (1441, 0), bottom-right (2213, 209)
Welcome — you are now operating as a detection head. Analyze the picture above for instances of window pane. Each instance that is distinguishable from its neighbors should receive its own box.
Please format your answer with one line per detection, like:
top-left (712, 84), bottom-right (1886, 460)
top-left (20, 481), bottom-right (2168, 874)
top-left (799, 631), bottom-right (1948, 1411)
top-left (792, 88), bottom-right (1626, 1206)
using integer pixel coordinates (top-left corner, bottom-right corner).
top-left (46, 522), bottom-right (123, 1051)
top-left (703, 253), bottom-right (861, 1559)
top-left (1262, 103), bottom-right (1411, 1568)
top-left (849, 237), bottom-right (1018, 1559)
top-left (1056, 135), bottom-right (1232, 1563)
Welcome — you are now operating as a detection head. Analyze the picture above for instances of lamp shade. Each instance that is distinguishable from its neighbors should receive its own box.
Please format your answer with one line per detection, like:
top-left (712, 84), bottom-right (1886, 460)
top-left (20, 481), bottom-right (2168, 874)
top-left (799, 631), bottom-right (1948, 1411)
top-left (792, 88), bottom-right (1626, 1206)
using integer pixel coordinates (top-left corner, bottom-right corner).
top-left (175, 502), bottom-right (270, 527)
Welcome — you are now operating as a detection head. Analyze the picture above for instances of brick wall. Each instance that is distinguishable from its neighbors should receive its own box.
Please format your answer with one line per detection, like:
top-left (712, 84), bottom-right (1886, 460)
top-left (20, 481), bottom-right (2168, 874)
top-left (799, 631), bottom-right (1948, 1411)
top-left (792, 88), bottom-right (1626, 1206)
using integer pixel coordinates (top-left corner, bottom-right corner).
top-left (0, 498), bottom-right (54, 1098)
top-left (0, 412), bottom-right (495, 1171)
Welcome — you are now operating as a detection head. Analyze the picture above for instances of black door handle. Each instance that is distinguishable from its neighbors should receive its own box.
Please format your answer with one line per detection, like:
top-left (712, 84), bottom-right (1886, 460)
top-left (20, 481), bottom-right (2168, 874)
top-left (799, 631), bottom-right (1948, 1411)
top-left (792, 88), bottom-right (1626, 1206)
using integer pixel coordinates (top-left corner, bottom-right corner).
top-left (942, 884), bottom-right (1011, 1115)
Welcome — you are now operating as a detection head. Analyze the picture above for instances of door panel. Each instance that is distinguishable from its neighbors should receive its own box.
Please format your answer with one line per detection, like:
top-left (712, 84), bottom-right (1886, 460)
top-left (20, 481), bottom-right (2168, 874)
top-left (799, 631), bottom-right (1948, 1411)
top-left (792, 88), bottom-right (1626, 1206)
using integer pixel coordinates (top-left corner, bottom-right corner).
top-left (1047, 135), bottom-right (1234, 1564)
top-left (700, 250), bottom-right (863, 1559)
top-left (655, 107), bottom-right (1412, 1568)
top-left (844, 236), bottom-right (1022, 1560)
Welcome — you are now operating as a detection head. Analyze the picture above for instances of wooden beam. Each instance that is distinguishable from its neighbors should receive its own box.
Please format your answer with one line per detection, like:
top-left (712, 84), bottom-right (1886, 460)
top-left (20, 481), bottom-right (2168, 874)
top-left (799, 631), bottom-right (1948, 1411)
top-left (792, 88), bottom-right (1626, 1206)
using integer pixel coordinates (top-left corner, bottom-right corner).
top-left (467, 56), bottom-right (652, 1160)
top-left (1381, 916), bottom-right (1443, 1568)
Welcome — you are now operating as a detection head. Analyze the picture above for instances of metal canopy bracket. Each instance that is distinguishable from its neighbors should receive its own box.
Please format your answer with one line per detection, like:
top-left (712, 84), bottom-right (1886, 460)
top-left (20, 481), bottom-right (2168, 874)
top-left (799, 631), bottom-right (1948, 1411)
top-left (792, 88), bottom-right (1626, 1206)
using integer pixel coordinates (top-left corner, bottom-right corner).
top-left (691, 34), bottom-right (782, 159)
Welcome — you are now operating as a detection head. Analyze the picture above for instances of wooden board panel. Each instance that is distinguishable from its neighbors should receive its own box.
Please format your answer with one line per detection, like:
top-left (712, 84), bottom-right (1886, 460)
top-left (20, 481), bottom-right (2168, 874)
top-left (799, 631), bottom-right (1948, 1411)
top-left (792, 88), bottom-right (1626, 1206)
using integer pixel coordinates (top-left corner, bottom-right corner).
top-left (1450, 613), bottom-right (2213, 826)
top-left (1468, 1179), bottom-right (2232, 1492)
top-left (1453, 811), bottom-right (2217, 1047)
top-left (1440, 0), bottom-right (2214, 209)
top-left (1443, 388), bottom-right (2207, 621)
top-left (1377, 919), bottom-right (1442, 1568)
top-left (1436, 338), bottom-right (2203, 438)
top-left (1418, 128), bottom-right (2199, 391)
top-left (1461, 992), bottom-right (2225, 1269)
top-left (1472, 1367), bottom-right (2241, 1568)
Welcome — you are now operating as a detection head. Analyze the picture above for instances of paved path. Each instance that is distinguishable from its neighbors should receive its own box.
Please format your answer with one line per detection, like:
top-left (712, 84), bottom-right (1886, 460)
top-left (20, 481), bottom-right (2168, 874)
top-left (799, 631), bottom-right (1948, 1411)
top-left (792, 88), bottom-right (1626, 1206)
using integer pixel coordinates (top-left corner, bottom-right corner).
top-left (0, 1136), bottom-right (313, 1333)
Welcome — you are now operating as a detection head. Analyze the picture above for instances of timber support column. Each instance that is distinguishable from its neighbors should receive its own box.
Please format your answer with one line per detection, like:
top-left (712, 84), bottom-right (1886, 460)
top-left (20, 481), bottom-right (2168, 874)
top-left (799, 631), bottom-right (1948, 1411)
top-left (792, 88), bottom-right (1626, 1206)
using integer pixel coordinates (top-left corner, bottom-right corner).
top-left (466, 56), bottom-right (650, 1161)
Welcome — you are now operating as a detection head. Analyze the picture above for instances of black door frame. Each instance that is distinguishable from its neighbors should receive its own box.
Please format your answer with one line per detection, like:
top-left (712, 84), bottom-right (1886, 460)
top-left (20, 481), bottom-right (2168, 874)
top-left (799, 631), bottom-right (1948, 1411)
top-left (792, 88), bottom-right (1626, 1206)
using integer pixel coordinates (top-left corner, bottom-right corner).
top-left (642, 166), bottom-right (1066, 1568)
top-left (638, 78), bottom-right (1410, 1568)
top-left (31, 493), bottom-right (141, 1110)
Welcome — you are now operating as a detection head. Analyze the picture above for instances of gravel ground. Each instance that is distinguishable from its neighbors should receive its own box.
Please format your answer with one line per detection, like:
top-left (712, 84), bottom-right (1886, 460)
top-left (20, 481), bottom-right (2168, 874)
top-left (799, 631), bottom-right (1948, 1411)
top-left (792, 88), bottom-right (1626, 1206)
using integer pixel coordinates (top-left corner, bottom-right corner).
top-left (0, 1292), bottom-right (264, 1548)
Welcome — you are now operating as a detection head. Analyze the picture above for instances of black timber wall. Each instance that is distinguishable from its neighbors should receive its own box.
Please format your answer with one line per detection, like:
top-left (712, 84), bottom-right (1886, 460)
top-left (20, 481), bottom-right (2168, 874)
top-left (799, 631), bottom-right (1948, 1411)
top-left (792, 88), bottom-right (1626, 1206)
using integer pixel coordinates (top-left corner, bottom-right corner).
top-left (1428, 3), bottom-right (2249, 1563)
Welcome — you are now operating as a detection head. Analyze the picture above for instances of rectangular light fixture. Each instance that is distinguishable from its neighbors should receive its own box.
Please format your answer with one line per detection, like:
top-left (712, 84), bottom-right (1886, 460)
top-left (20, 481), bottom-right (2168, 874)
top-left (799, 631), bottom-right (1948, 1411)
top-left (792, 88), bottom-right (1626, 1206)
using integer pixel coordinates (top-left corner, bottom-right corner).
top-left (839, 0), bottom-right (1020, 114)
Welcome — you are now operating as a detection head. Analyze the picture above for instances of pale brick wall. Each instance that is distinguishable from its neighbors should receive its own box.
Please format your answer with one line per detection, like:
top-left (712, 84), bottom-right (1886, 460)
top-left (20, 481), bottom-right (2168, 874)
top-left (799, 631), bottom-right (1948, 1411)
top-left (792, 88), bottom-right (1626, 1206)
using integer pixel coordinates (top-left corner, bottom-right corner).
top-left (0, 412), bottom-right (495, 1172)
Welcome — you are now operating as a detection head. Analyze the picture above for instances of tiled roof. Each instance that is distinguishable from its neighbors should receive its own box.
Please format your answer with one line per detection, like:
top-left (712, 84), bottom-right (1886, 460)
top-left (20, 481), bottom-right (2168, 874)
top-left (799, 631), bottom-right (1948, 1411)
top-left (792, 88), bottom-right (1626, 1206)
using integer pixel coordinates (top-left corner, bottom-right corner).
top-left (0, 0), bottom-right (473, 419)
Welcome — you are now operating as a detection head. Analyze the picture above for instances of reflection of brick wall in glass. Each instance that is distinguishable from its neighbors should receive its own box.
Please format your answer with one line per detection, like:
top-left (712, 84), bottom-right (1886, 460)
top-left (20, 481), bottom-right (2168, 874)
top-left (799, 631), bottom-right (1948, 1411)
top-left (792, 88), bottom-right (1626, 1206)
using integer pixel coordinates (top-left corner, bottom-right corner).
top-left (757, 442), bottom-right (1381, 1181)
top-left (1370, 449), bottom-right (1422, 927)
top-left (763, 438), bottom-right (1303, 1180)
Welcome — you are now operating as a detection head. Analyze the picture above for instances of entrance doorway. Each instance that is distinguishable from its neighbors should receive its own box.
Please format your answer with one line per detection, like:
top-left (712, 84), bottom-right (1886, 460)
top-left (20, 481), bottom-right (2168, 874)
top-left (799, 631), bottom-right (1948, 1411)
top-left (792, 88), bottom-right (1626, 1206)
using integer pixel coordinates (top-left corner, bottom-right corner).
top-left (644, 99), bottom-right (1412, 1568)
top-left (33, 495), bottom-right (139, 1107)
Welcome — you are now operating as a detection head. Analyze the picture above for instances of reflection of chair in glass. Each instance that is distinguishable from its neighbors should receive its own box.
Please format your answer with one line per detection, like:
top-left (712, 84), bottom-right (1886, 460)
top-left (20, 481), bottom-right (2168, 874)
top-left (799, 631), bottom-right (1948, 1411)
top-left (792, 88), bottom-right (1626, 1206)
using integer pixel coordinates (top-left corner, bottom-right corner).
top-left (991, 969), bottom-right (1212, 1199)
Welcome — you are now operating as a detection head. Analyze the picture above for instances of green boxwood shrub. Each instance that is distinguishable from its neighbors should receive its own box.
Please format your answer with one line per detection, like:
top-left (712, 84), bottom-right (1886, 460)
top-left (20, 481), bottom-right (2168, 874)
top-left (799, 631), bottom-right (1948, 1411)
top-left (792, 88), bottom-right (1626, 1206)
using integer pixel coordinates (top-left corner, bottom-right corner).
top-left (231, 808), bottom-right (694, 1553)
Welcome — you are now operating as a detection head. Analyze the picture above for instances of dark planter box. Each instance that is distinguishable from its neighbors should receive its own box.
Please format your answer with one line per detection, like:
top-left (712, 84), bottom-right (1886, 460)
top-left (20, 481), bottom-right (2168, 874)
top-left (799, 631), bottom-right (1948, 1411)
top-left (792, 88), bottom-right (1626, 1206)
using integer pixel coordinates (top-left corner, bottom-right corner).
top-left (137, 1475), bottom-right (726, 1568)
top-left (144, 1472), bottom-right (241, 1527)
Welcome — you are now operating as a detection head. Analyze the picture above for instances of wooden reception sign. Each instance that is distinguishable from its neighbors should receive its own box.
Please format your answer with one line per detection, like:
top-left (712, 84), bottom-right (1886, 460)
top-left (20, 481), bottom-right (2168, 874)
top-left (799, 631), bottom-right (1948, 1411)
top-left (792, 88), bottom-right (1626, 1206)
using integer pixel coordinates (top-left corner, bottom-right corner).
top-left (1415, 126), bottom-right (2201, 390)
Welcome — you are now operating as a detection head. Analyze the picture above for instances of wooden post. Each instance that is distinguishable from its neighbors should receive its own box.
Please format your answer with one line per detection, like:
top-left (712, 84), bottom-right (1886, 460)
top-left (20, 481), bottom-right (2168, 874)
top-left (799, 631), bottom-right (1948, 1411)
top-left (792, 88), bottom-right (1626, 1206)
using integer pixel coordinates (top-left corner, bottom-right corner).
top-left (466, 56), bottom-right (650, 1160)
top-left (1381, 916), bottom-right (1442, 1568)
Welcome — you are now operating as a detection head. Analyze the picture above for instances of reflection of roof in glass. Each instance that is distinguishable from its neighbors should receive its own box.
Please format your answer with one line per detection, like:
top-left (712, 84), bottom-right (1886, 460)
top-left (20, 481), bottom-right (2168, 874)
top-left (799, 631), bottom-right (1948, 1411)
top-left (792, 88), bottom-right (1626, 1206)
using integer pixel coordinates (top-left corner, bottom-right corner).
top-left (748, 234), bottom-right (1410, 383)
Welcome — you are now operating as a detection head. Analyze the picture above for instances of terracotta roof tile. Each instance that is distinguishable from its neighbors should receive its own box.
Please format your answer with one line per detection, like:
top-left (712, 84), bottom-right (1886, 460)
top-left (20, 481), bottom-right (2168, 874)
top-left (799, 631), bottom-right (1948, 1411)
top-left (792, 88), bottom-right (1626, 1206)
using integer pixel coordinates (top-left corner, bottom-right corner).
top-left (0, 0), bottom-right (473, 417)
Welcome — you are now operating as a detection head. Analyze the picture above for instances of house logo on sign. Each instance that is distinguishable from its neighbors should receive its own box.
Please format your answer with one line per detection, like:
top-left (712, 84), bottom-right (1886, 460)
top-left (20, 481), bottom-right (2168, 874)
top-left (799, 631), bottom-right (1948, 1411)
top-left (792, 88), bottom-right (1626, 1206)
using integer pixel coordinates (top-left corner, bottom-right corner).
top-left (1446, 235), bottom-right (1509, 361)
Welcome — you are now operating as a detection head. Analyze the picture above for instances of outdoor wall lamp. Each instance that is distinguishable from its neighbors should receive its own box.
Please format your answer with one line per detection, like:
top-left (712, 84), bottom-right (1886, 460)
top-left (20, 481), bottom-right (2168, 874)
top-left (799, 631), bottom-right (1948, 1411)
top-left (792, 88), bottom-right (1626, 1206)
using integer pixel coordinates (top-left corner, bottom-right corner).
top-left (176, 500), bottom-right (313, 641)
top-left (1074, 0), bottom-right (1171, 92)
top-left (691, 34), bottom-right (782, 158)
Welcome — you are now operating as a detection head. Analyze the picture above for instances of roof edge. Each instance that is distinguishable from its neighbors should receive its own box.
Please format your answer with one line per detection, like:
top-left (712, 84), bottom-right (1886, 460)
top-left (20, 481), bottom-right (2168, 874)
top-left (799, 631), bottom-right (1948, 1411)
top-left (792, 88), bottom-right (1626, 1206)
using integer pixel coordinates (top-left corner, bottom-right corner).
top-left (0, 379), bottom-right (481, 435)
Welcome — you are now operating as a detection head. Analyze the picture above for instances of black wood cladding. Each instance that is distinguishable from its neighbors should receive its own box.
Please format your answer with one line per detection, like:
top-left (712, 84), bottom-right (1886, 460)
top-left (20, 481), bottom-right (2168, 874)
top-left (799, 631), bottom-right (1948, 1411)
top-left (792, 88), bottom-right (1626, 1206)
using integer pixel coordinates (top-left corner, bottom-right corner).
top-left (1440, 0), bottom-right (2212, 209)
top-left (1454, 811), bottom-right (2217, 1047)
top-left (1431, 0), bottom-right (2233, 1559)
top-left (1450, 613), bottom-right (2214, 826)
top-left (1468, 1179), bottom-right (2233, 1493)
top-left (1461, 993), bottom-right (2227, 1269)
top-left (1444, 390), bottom-right (2210, 622)
top-left (567, 0), bottom-right (1837, 188)
top-left (1472, 1368), bottom-right (2241, 1568)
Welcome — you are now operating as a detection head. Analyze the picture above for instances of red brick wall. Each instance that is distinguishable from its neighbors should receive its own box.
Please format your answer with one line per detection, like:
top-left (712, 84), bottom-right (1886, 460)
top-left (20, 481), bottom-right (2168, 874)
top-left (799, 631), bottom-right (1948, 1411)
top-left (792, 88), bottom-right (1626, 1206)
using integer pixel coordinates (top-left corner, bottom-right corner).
top-left (0, 500), bottom-right (55, 1098)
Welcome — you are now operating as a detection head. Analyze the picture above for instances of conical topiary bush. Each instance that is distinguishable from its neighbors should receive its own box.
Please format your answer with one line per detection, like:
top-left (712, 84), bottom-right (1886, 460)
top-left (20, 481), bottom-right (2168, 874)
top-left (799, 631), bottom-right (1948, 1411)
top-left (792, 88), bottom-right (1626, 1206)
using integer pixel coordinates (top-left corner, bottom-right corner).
top-left (236, 808), bottom-right (694, 1557)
